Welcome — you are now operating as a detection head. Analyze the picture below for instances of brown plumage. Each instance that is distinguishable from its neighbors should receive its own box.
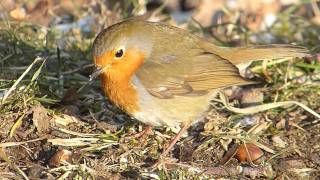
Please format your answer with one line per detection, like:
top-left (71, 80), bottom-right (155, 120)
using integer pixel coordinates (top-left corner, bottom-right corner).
top-left (92, 19), bottom-right (309, 159)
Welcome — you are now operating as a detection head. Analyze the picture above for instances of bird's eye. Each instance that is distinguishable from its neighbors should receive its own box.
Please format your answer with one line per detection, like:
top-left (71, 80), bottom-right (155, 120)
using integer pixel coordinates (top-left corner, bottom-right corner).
top-left (115, 48), bottom-right (124, 58)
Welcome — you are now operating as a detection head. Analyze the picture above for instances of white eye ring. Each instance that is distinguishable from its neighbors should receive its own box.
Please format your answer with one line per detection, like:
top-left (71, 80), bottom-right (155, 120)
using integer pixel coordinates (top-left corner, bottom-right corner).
top-left (114, 46), bottom-right (125, 59)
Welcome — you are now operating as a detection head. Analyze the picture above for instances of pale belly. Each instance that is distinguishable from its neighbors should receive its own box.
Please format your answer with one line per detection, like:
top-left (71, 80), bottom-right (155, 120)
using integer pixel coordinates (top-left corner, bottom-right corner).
top-left (131, 76), bottom-right (216, 127)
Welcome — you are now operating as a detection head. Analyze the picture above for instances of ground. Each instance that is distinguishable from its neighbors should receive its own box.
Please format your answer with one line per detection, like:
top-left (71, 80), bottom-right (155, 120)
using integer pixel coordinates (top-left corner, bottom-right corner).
top-left (0, 0), bottom-right (320, 179)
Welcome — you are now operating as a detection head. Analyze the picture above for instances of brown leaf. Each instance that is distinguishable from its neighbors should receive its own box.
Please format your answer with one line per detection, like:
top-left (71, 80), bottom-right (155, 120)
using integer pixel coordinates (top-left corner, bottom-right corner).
top-left (49, 149), bottom-right (72, 166)
top-left (240, 88), bottom-right (264, 107)
top-left (61, 87), bottom-right (78, 105)
top-left (0, 0), bottom-right (16, 12)
top-left (27, 0), bottom-right (53, 26)
top-left (235, 143), bottom-right (265, 165)
top-left (272, 135), bottom-right (287, 148)
top-left (32, 105), bottom-right (50, 133)
top-left (9, 7), bottom-right (27, 20)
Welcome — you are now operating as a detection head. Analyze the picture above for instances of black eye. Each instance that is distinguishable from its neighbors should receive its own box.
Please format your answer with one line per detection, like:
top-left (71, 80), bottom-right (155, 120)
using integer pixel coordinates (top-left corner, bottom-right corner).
top-left (115, 49), bottom-right (124, 58)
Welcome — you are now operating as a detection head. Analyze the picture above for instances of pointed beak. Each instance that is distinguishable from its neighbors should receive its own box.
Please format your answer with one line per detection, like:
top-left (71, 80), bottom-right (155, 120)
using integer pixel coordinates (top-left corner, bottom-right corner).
top-left (89, 65), bottom-right (111, 81)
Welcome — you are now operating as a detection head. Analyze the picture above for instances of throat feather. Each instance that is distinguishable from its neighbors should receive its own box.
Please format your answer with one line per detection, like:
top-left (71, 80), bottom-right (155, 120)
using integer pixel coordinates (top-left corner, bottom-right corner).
top-left (101, 74), bottom-right (139, 113)
top-left (98, 48), bottom-right (146, 114)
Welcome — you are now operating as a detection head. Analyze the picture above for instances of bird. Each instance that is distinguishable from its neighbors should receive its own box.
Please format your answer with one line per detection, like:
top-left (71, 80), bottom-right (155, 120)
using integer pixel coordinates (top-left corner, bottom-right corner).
top-left (92, 19), bottom-right (308, 160)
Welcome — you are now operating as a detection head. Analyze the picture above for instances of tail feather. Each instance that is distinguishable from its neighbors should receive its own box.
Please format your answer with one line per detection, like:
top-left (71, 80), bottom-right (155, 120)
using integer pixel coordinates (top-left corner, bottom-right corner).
top-left (219, 44), bottom-right (310, 65)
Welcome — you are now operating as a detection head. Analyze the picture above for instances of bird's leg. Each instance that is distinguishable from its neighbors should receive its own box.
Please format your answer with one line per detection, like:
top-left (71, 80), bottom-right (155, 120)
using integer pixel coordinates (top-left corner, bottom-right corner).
top-left (122, 125), bottom-right (153, 145)
top-left (151, 123), bottom-right (190, 169)
top-left (161, 123), bottom-right (190, 157)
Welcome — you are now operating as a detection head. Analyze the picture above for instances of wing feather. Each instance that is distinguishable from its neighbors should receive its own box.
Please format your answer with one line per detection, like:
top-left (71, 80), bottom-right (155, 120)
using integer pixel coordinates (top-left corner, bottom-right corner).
top-left (136, 50), bottom-right (253, 99)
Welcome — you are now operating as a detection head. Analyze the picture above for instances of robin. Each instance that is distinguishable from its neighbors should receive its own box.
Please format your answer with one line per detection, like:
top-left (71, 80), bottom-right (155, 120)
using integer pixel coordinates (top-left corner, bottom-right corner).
top-left (92, 19), bottom-right (308, 160)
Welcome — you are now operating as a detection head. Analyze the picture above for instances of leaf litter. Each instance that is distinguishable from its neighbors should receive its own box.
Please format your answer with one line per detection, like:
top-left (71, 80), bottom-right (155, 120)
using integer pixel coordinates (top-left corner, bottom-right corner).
top-left (0, 0), bottom-right (320, 179)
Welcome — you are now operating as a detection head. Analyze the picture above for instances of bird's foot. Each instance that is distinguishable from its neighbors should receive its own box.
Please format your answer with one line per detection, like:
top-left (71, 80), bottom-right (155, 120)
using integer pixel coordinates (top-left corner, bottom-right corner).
top-left (148, 123), bottom-right (191, 171)
top-left (150, 156), bottom-right (178, 171)
top-left (121, 126), bottom-right (153, 146)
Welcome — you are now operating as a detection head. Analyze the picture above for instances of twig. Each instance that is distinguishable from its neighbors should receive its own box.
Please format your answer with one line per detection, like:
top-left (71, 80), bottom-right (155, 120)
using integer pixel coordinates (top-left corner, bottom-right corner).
top-left (0, 137), bottom-right (47, 147)
top-left (12, 163), bottom-right (29, 180)
top-left (251, 58), bottom-right (292, 72)
top-left (215, 91), bottom-right (320, 119)
top-left (311, 0), bottom-right (320, 17)
top-left (163, 162), bottom-right (272, 178)
top-left (203, 165), bottom-right (271, 178)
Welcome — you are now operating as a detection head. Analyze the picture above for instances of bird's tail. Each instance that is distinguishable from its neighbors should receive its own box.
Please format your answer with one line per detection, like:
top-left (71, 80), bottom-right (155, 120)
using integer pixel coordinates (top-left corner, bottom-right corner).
top-left (219, 44), bottom-right (310, 65)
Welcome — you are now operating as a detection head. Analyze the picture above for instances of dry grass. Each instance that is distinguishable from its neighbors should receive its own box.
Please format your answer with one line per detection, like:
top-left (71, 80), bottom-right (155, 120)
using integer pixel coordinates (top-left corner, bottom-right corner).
top-left (0, 1), bottom-right (319, 179)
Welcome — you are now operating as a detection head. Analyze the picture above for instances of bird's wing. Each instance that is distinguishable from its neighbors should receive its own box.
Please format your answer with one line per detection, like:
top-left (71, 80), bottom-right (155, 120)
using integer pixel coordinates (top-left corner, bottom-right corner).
top-left (215, 44), bottom-right (310, 65)
top-left (136, 48), bottom-right (254, 99)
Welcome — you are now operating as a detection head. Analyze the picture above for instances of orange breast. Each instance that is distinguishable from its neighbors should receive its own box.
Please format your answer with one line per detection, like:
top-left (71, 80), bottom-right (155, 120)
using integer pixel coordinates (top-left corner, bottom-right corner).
top-left (101, 74), bottom-right (140, 113)
top-left (96, 48), bottom-right (146, 114)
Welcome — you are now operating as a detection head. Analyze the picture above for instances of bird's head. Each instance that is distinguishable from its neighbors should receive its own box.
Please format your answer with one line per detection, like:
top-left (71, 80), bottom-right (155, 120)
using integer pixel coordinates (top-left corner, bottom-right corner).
top-left (92, 20), bottom-right (153, 82)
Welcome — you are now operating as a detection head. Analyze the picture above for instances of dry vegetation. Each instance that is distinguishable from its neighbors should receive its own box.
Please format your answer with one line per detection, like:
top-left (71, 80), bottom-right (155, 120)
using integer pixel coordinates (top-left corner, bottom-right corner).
top-left (0, 0), bottom-right (320, 179)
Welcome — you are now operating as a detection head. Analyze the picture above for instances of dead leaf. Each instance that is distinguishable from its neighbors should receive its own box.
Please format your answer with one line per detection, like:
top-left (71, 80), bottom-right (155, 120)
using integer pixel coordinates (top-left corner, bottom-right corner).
top-left (32, 105), bottom-right (50, 133)
top-left (241, 88), bottom-right (264, 107)
top-left (220, 144), bottom-right (238, 165)
top-left (48, 138), bottom-right (100, 146)
top-left (49, 149), bottom-right (72, 166)
top-left (235, 143), bottom-right (265, 165)
top-left (279, 159), bottom-right (317, 179)
top-left (0, 148), bottom-right (10, 163)
top-left (60, 87), bottom-right (78, 105)
top-left (237, 115), bottom-right (260, 127)
top-left (272, 135), bottom-right (287, 148)
top-left (9, 114), bottom-right (25, 138)
top-left (10, 7), bottom-right (27, 20)
top-left (52, 114), bottom-right (82, 126)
